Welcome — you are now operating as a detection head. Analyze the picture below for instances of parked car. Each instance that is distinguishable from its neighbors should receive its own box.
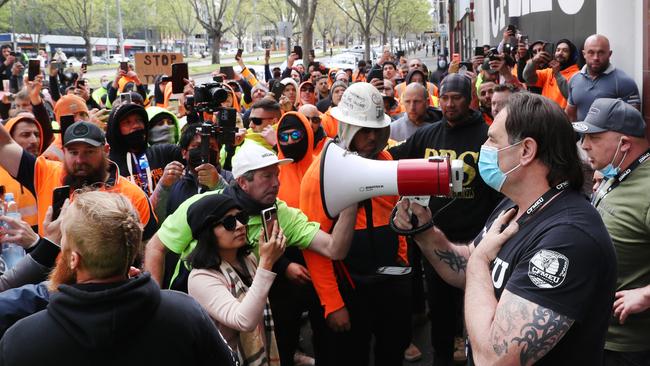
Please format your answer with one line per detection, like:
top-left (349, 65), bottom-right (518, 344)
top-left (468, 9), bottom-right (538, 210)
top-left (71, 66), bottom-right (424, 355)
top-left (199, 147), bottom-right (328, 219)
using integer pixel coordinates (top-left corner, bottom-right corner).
top-left (66, 57), bottom-right (82, 68)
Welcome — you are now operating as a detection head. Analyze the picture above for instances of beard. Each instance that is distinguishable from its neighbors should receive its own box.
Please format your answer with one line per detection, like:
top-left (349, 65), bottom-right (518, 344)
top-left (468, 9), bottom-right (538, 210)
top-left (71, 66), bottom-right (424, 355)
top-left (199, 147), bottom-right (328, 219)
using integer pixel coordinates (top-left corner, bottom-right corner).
top-left (48, 249), bottom-right (77, 292)
top-left (63, 158), bottom-right (109, 190)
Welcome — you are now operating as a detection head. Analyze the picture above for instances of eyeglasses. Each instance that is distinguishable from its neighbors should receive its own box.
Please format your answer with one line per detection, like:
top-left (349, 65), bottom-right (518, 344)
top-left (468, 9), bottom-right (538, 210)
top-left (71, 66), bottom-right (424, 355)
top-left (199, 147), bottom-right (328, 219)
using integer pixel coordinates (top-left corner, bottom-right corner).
top-left (216, 211), bottom-right (249, 231)
top-left (308, 116), bottom-right (321, 124)
top-left (278, 130), bottom-right (304, 143)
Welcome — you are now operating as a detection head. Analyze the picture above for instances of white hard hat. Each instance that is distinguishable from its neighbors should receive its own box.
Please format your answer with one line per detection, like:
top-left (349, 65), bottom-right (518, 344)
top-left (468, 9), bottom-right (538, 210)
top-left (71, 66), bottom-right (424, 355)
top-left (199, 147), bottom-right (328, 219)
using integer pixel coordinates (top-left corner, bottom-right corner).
top-left (232, 141), bottom-right (292, 179)
top-left (330, 82), bottom-right (391, 128)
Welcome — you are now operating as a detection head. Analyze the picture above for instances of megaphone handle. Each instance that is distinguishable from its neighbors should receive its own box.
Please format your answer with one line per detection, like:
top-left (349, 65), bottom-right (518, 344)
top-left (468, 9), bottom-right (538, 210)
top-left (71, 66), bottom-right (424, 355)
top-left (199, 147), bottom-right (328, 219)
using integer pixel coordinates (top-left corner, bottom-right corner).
top-left (389, 204), bottom-right (435, 236)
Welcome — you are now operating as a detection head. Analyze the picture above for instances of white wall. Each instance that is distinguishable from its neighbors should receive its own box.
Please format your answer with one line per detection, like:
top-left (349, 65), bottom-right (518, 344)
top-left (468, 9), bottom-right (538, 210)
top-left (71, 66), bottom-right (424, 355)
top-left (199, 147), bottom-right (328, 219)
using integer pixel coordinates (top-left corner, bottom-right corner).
top-left (596, 0), bottom-right (643, 93)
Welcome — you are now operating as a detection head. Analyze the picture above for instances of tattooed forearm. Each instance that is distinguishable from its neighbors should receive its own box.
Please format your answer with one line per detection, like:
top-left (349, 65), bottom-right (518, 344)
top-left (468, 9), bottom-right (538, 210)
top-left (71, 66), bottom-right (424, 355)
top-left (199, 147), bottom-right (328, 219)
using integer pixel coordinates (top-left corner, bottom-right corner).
top-left (434, 249), bottom-right (468, 273)
top-left (512, 306), bottom-right (573, 365)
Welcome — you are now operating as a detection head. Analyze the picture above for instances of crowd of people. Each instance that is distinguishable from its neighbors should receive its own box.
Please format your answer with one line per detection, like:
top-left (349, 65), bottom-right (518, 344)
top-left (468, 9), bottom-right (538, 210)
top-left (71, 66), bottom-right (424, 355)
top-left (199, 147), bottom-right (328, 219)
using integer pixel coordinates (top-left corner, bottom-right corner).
top-left (0, 25), bottom-right (647, 366)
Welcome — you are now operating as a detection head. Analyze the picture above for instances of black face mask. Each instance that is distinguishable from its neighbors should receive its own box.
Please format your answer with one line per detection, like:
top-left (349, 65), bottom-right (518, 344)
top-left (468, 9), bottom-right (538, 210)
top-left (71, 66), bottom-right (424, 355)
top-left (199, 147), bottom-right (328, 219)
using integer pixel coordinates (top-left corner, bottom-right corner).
top-left (188, 147), bottom-right (219, 170)
top-left (279, 134), bottom-right (308, 162)
top-left (123, 129), bottom-right (147, 153)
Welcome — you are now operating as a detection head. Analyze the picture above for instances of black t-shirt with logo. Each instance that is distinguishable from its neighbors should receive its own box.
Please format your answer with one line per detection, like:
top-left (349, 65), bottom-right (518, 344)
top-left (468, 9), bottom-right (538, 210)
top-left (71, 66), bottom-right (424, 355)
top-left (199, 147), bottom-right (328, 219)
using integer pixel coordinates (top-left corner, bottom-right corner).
top-left (471, 190), bottom-right (616, 365)
top-left (389, 111), bottom-right (502, 242)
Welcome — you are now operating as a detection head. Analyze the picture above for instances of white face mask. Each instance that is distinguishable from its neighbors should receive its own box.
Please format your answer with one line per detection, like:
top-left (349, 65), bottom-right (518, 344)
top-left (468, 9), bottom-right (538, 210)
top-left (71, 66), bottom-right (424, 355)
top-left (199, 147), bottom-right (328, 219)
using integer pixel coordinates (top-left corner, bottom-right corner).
top-left (438, 60), bottom-right (447, 69)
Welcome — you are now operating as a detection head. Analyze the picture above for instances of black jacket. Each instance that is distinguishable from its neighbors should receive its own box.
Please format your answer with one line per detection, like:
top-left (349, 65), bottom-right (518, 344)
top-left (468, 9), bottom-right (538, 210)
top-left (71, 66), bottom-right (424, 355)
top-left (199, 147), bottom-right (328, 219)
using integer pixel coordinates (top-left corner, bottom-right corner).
top-left (0, 273), bottom-right (238, 366)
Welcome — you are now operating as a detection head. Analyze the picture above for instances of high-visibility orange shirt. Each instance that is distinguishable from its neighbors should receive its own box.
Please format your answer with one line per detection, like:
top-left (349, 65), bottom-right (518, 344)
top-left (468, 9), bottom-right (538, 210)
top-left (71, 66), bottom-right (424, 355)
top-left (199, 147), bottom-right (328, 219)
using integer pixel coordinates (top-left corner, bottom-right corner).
top-left (33, 156), bottom-right (152, 236)
top-left (531, 64), bottom-right (580, 109)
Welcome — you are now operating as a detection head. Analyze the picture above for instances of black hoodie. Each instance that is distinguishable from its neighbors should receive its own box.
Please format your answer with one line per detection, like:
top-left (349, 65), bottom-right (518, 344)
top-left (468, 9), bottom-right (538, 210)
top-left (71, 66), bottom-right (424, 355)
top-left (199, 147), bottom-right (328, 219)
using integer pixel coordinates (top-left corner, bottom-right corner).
top-left (0, 273), bottom-right (237, 365)
top-left (106, 103), bottom-right (183, 195)
top-left (389, 110), bottom-right (502, 242)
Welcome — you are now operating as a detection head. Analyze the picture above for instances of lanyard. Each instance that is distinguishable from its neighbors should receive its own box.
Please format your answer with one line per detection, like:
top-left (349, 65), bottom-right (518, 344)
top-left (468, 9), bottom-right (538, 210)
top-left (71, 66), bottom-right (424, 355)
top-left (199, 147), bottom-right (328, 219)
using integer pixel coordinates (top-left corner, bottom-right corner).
top-left (592, 148), bottom-right (650, 207)
top-left (126, 152), bottom-right (153, 195)
top-left (515, 181), bottom-right (569, 227)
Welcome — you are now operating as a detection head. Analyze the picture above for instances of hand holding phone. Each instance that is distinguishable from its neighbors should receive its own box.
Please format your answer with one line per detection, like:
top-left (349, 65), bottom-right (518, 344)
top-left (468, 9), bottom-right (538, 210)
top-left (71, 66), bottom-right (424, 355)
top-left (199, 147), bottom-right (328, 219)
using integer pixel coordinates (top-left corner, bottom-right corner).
top-left (236, 48), bottom-right (243, 61)
top-left (28, 60), bottom-right (40, 82)
top-left (293, 46), bottom-right (303, 60)
top-left (51, 186), bottom-right (71, 221)
top-left (120, 61), bottom-right (129, 73)
top-left (261, 207), bottom-right (278, 242)
top-left (171, 62), bottom-right (189, 94)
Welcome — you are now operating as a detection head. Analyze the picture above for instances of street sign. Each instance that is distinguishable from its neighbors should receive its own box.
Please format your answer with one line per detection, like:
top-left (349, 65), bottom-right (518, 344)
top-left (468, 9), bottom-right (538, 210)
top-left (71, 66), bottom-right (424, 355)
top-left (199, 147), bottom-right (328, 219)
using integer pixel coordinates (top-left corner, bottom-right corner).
top-left (438, 24), bottom-right (448, 37)
top-left (277, 21), bottom-right (293, 38)
top-left (134, 52), bottom-right (184, 85)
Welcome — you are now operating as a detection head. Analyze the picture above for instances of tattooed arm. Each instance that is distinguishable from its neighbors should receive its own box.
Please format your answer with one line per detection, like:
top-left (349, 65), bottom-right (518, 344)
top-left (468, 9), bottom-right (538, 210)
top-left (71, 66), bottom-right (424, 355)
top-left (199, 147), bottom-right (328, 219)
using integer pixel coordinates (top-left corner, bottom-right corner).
top-left (466, 288), bottom-right (574, 366)
top-left (393, 199), bottom-right (473, 289)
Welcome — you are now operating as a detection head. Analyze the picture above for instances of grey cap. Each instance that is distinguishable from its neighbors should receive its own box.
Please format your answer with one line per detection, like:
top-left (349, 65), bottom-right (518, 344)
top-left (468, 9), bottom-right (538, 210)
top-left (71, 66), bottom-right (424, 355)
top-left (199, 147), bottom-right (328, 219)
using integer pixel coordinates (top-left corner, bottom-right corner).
top-left (572, 98), bottom-right (646, 138)
top-left (64, 121), bottom-right (106, 147)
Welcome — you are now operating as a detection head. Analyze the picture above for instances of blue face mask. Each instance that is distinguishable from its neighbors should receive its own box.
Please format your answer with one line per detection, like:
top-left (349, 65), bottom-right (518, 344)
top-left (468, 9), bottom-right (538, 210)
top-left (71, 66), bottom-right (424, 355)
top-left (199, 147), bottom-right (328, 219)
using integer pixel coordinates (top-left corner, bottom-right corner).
top-left (598, 137), bottom-right (627, 179)
top-left (478, 141), bottom-right (523, 192)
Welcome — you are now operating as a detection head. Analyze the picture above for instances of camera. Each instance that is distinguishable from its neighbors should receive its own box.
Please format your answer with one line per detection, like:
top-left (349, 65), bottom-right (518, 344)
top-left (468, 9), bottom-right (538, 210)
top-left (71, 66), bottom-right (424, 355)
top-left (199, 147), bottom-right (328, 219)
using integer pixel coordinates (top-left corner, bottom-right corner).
top-left (193, 76), bottom-right (230, 113)
top-left (195, 108), bottom-right (236, 156)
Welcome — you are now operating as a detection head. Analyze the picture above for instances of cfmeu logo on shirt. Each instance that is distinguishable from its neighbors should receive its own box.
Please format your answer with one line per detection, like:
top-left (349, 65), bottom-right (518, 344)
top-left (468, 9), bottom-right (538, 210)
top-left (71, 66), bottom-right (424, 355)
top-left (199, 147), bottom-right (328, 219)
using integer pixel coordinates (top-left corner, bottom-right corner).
top-left (528, 249), bottom-right (569, 289)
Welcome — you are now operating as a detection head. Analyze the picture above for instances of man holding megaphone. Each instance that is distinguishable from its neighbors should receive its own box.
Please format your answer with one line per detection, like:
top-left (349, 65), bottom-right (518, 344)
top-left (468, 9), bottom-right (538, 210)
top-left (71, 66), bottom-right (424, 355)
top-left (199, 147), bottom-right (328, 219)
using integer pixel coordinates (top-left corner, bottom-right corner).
top-left (299, 82), bottom-right (412, 366)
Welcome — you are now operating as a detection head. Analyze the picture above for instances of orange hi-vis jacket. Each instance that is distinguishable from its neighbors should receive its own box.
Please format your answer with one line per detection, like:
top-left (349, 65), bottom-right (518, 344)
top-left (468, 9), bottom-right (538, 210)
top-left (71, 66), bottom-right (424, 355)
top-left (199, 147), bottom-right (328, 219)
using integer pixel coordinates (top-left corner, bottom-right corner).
top-left (530, 64), bottom-right (580, 109)
top-left (33, 156), bottom-right (153, 236)
top-left (299, 149), bottom-right (408, 317)
top-left (1, 116), bottom-right (43, 226)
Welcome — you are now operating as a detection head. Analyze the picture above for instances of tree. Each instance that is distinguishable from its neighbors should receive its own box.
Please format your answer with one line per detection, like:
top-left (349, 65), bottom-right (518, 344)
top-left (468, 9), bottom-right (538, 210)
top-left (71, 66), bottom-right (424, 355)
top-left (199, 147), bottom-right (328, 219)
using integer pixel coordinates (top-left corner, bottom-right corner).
top-left (230, 1), bottom-right (254, 50)
top-left (14, 0), bottom-right (54, 51)
top-left (258, 0), bottom-right (299, 53)
top-left (392, 0), bottom-right (431, 50)
top-left (285, 0), bottom-right (318, 61)
top-left (190, 0), bottom-right (243, 64)
top-left (314, 0), bottom-right (336, 53)
top-left (333, 0), bottom-right (381, 61)
top-left (167, 0), bottom-right (198, 55)
top-left (373, 0), bottom-right (395, 46)
top-left (48, 0), bottom-right (99, 65)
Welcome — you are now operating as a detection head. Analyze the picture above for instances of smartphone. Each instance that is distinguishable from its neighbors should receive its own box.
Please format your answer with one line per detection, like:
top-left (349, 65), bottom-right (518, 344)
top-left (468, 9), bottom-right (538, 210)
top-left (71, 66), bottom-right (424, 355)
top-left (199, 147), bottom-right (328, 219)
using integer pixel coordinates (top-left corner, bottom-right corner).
top-left (120, 61), bottom-right (128, 73)
top-left (506, 24), bottom-right (516, 34)
top-left (459, 62), bottom-right (473, 72)
top-left (81, 62), bottom-right (87, 72)
top-left (396, 50), bottom-right (405, 58)
top-left (265, 49), bottom-right (270, 58)
top-left (309, 49), bottom-right (315, 58)
top-left (543, 42), bottom-right (555, 55)
top-left (261, 206), bottom-right (278, 242)
top-left (293, 45), bottom-right (303, 59)
top-left (121, 93), bottom-right (132, 104)
top-left (28, 59), bottom-right (40, 81)
top-left (171, 62), bottom-right (188, 94)
top-left (217, 108), bottom-right (237, 146)
top-left (220, 65), bottom-right (235, 80)
top-left (236, 48), bottom-right (243, 60)
top-left (60, 114), bottom-right (75, 136)
top-left (51, 185), bottom-right (70, 221)
top-left (474, 47), bottom-right (485, 57)
top-left (367, 67), bottom-right (383, 81)
top-left (168, 98), bottom-right (180, 114)
top-left (271, 80), bottom-right (286, 102)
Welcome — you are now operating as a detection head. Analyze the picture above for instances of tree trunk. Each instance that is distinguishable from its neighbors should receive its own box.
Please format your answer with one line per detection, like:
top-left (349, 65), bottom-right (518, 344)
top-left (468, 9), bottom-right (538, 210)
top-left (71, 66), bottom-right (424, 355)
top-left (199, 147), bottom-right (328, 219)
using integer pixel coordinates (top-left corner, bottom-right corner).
top-left (322, 35), bottom-right (327, 54)
top-left (211, 33), bottom-right (221, 64)
top-left (301, 22), bottom-right (313, 63)
top-left (185, 35), bottom-right (190, 57)
top-left (84, 35), bottom-right (93, 66)
top-left (364, 31), bottom-right (370, 61)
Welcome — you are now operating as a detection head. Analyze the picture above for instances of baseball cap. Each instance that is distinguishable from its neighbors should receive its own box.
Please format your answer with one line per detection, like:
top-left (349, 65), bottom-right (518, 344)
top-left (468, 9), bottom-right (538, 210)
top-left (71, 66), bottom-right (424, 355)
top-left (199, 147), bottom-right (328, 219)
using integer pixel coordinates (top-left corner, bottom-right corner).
top-left (572, 98), bottom-right (646, 137)
top-left (232, 142), bottom-right (292, 179)
top-left (64, 121), bottom-right (106, 147)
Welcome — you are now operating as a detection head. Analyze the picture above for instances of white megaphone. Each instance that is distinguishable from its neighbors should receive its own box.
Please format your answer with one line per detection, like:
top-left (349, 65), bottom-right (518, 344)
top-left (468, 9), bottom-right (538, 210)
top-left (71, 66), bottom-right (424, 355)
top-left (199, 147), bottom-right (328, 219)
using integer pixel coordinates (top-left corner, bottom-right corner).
top-left (320, 140), bottom-right (465, 219)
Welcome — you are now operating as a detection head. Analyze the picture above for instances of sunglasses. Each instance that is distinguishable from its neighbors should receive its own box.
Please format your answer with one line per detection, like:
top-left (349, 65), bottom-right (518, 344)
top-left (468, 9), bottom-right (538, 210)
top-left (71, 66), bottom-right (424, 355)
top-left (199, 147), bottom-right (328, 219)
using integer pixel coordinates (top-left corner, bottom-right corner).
top-left (278, 130), bottom-right (304, 143)
top-left (250, 117), bottom-right (275, 126)
top-left (216, 211), bottom-right (249, 231)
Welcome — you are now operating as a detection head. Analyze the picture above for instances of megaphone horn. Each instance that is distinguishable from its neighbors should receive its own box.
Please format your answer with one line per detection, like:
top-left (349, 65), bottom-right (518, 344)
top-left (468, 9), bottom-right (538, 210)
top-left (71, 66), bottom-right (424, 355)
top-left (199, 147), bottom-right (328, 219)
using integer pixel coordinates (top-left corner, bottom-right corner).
top-left (320, 140), bottom-right (464, 219)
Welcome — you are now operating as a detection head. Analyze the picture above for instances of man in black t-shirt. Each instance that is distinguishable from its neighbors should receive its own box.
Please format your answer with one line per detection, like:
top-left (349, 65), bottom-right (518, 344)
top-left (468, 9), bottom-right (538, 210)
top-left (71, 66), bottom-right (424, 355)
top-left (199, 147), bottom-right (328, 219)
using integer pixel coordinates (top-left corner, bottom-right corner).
top-left (390, 73), bottom-right (501, 365)
top-left (394, 93), bottom-right (617, 365)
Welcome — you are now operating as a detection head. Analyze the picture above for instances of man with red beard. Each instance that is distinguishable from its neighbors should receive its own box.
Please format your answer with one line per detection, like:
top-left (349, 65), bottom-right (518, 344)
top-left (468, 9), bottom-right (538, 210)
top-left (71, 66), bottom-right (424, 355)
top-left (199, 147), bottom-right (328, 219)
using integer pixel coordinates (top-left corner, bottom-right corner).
top-left (0, 190), bottom-right (238, 365)
top-left (0, 120), bottom-right (157, 239)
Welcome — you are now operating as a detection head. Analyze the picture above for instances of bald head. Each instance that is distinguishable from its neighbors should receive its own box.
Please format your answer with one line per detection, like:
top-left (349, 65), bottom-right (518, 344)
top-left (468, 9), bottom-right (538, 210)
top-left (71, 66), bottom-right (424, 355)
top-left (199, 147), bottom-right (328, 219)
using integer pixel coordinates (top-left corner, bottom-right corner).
top-left (583, 34), bottom-right (612, 75)
top-left (298, 104), bottom-right (319, 117)
top-left (405, 82), bottom-right (428, 100)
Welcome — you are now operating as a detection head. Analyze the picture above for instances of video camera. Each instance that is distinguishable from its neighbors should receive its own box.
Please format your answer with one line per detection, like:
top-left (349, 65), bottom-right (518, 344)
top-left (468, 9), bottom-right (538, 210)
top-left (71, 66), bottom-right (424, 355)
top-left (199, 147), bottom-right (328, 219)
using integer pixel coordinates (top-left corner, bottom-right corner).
top-left (193, 76), bottom-right (230, 113)
top-left (185, 76), bottom-right (237, 148)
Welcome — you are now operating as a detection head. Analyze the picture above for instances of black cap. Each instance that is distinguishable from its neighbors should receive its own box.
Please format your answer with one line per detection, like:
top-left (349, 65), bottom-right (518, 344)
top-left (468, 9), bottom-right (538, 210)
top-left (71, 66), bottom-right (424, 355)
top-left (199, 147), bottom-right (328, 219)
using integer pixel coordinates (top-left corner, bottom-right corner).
top-left (63, 121), bottom-right (106, 147)
top-left (572, 98), bottom-right (646, 138)
top-left (187, 194), bottom-right (242, 239)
